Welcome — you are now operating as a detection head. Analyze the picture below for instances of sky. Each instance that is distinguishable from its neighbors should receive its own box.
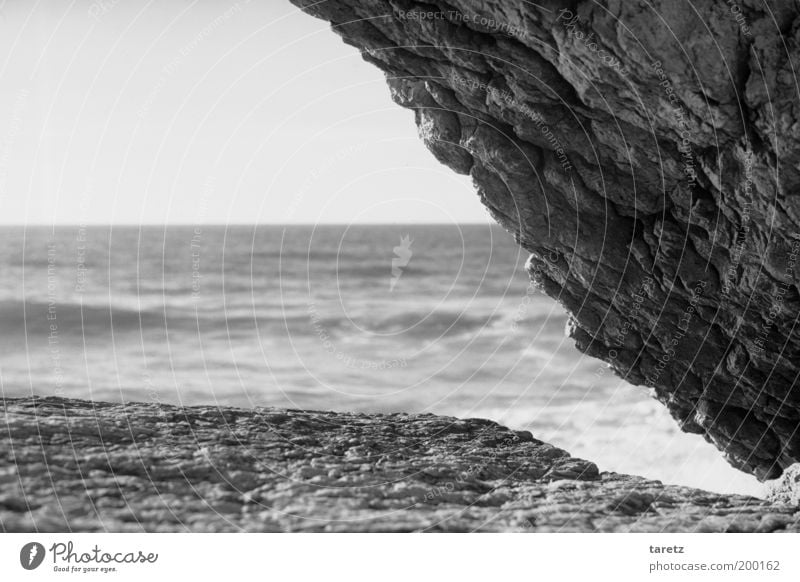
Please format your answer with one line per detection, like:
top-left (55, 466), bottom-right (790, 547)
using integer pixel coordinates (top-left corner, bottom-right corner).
top-left (0, 0), bottom-right (487, 224)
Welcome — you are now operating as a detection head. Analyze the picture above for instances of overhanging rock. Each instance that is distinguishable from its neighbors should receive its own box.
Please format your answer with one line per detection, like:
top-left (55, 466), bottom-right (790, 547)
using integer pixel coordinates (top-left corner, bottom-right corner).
top-left (289, 0), bottom-right (800, 480)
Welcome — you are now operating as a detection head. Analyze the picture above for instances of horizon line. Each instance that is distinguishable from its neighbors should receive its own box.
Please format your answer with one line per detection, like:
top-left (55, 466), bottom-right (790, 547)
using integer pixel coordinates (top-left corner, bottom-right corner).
top-left (0, 221), bottom-right (499, 227)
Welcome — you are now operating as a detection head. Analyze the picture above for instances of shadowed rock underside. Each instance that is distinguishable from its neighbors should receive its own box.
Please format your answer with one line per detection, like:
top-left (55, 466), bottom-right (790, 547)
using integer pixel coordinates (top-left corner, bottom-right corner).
top-left (2, 398), bottom-right (799, 532)
top-left (288, 0), bottom-right (800, 480)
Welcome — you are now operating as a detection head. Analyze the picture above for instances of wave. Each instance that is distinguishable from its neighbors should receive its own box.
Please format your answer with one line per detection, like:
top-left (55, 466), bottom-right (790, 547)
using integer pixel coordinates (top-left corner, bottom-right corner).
top-left (353, 309), bottom-right (498, 337)
top-left (0, 299), bottom-right (189, 336)
top-left (0, 297), bottom-right (540, 346)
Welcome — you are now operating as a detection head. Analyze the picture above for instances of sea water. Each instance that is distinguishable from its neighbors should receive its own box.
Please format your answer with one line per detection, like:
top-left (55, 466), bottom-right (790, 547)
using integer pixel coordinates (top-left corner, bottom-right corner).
top-left (0, 224), bottom-right (761, 496)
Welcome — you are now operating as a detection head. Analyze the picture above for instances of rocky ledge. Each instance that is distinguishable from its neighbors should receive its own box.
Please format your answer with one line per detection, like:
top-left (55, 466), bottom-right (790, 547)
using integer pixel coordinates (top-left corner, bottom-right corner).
top-left (1, 397), bottom-right (799, 532)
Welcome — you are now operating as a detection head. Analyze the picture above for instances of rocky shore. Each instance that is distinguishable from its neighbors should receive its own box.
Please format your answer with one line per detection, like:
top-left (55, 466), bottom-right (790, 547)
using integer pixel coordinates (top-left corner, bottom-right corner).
top-left (2, 397), bottom-right (799, 532)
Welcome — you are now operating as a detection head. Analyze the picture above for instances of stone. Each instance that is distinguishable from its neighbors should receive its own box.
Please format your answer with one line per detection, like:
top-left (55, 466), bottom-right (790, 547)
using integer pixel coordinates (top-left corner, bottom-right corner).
top-left (1, 397), bottom-right (799, 532)
top-left (288, 0), bottom-right (800, 480)
top-left (767, 463), bottom-right (800, 505)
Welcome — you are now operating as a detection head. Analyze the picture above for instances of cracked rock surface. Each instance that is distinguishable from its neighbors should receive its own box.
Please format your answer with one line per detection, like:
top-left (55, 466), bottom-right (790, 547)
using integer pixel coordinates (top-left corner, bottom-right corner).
top-left (288, 0), bottom-right (800, 480)
top-left (1, 397), bottom-right (799, 532)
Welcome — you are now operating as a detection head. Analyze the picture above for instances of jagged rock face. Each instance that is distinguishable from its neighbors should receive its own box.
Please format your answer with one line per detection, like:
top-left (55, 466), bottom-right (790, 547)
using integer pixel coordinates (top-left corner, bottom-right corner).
top-left (289, 0), bottom-right (800, 480)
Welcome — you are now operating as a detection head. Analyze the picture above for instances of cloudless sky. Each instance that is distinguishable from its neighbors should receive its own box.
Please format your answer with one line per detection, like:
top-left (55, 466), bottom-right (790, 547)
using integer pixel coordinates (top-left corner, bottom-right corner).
top-left (0, 0), bottom-right (488, 224)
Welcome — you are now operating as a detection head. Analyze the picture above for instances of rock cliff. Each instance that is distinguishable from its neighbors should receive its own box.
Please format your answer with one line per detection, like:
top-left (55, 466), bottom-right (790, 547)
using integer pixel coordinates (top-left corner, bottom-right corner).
top-left (288, 0), bottom-right (800, 480)
top-left (2, 397), bottom-right (799, 532)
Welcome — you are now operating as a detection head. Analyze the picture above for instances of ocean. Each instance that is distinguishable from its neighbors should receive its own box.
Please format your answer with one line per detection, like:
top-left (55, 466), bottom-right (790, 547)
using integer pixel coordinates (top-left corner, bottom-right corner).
top-left (0, 224), bottom-right (761, 496)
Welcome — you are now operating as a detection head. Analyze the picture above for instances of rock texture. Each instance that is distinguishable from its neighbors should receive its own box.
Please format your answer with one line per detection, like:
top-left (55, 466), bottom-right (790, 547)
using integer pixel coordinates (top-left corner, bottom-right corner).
top-left (768, 464), bottom-right (800, 506)
top-left (288, 0), bottom-right (800, 480)
top-left (2, 397), bottom-right (799, 532)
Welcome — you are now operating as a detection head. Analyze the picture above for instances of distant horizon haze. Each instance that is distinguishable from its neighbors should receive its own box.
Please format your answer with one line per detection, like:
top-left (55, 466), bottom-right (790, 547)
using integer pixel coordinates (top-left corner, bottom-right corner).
top-left (0, 221), bottom-right (494, 227)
